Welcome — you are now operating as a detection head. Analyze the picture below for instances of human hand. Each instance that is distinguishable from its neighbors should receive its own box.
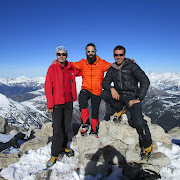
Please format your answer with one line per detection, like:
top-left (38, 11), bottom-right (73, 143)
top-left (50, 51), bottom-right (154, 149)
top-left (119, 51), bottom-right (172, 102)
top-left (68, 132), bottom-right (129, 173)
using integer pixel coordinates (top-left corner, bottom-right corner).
top-left (51, 60), bottom-right (56, 65)
top-left (130, 59), bottom-right (136, 63)
top-left (48, 108), bottom-right (53, 112)
top-left (110, 88), bottom-right (120, 100)
top-left (128, 99), bottom-right (140, 107)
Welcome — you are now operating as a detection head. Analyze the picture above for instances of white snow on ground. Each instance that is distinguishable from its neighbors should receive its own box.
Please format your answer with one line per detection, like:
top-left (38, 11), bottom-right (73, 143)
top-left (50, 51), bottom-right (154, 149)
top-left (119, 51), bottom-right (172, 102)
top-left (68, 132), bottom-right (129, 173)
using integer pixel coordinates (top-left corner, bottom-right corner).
top-left (0, 136), bottom-right (180, 180)
top-left (0, 134), bottom-right (14, 143)
top-left (157, 142), bottom-right (180, 180)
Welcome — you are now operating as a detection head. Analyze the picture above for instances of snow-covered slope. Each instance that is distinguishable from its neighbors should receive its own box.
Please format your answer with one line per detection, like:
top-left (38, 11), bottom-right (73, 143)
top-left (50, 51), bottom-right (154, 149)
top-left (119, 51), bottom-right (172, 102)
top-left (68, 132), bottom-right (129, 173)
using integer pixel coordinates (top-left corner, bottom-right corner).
top-left (147, 72), bottom-right (180, 95)
top-left (0, 76), bottom-right (45, 87)
top-left (142, 95), bottom-right (180, 132)
top-left (0, 73), bottom-right (179, 133)
top-left (0, 93), bottom-right (50, 132)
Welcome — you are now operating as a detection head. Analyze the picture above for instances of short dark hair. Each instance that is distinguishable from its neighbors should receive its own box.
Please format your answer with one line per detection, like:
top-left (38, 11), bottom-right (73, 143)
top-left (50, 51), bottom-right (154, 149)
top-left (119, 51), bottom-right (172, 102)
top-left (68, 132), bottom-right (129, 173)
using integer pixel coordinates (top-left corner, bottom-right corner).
top-left (86, 43), bottom-right (96, 50)
top-left (113, 45), bottom-right (126, 54)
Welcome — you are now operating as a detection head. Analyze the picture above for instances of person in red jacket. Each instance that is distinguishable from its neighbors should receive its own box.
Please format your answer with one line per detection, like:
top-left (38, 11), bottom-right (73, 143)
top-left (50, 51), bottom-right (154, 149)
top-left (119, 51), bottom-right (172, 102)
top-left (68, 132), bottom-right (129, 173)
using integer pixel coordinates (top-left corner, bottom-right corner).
top-left (44, 45), bottom-right (81, 168)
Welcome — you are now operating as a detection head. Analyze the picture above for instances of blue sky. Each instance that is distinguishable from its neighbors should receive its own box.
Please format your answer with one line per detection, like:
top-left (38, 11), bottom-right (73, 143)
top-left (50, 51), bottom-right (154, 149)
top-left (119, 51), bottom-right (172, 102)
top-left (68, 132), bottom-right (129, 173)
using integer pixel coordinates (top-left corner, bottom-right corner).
top-left (0, 0), bottom-right (180, 78)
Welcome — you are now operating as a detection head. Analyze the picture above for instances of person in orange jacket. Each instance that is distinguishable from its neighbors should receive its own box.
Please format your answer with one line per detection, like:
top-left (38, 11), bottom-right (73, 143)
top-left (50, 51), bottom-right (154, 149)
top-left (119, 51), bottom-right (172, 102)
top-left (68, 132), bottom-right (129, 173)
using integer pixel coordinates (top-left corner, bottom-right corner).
top-left (71, 43), bottom-right (111, 137)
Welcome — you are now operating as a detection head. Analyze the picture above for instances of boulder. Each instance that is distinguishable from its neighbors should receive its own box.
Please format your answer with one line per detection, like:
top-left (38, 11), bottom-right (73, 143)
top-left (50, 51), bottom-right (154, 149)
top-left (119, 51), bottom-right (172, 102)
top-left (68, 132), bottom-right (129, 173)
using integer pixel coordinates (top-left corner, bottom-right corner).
top-left (41, 122), bottom-right (53, 137)
top-left (0, 152), bottom-right (20, 169)
top-left (149, 124), bottom-right (171, 145)
top-left (0, 117), bottom-right (6, 133)
top-left (168, 126), bottom-right (180, 139)
top-left (20, 136), bottom-right (49, 152)
top-left (148, 152), bottom-right (171, 166)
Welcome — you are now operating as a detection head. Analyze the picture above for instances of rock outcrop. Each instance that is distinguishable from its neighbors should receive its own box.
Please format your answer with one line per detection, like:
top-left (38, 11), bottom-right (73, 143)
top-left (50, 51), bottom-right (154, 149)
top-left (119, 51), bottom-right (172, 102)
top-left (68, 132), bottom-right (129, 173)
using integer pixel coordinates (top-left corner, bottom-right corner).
top-left (20, 122), bottom-right (53, 152)
top-left (0, 153), bottom-right (20, 169)
top-left (73, 114), bottom-right (171, 176)
top-left (0, 122), bottom-right (53, 169)
top-left (168, 126), bottom-right (180, 139)
top-left (0, 117), bottom-right (6, 133)
top-left (0, 114), bottom-right (173, 178)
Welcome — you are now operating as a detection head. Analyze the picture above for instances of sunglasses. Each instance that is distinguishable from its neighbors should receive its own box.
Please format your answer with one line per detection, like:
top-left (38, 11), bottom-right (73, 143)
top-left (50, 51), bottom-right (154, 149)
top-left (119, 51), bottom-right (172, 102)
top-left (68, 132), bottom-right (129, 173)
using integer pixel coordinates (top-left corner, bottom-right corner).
top-left (57, 53), bottom-right (67, 56)
top-left (114, 54), bottom-right (125, 57)
top-left (86, 50), bottom-right (96, 53)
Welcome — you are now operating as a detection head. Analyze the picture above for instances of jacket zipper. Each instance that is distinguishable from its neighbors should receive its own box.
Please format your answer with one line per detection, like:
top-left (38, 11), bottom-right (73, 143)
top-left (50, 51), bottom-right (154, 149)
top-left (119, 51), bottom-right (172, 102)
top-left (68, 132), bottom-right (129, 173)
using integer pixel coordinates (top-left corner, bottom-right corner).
top-left (91, 65), bottom-right (92, 92)
top-left (119, 68), bottom-right (122, 90)
top-left (70, 71), bottom-right (73, 100)
top-left (62, 69), bottom-right (65, 102)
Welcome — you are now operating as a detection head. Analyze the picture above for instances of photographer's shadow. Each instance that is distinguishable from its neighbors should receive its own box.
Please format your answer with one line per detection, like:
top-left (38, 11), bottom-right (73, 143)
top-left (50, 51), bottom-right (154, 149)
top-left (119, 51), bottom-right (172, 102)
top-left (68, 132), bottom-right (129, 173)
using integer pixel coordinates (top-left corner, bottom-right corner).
top-left (84, 145), bottom-right (126, 178)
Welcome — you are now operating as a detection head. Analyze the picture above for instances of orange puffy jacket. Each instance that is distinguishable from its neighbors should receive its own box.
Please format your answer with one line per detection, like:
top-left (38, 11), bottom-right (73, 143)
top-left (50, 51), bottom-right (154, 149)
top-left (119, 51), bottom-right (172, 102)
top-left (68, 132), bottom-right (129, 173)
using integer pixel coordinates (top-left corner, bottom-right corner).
top-left (71, 56), bottom-right (111, 96)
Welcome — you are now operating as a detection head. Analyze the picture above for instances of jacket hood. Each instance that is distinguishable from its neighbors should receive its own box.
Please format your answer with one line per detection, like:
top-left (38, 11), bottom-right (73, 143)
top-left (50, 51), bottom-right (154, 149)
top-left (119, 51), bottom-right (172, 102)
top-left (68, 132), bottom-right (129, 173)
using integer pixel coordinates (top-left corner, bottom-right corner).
top-left (111, 58), bottom-right (131, 69)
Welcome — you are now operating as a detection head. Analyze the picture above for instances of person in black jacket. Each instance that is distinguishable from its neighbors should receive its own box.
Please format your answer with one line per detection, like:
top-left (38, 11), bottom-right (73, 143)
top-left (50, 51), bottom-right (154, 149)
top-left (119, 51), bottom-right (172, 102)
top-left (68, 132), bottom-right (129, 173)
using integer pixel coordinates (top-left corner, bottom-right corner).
top-left (100, 45), bottom-right (153, 159)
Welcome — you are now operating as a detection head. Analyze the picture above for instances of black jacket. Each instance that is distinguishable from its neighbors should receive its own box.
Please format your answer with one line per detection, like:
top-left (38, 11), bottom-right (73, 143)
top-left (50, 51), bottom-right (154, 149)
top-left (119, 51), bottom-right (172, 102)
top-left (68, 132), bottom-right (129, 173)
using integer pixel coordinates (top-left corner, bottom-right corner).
top-left (102, 58), bottom-right (150, 101)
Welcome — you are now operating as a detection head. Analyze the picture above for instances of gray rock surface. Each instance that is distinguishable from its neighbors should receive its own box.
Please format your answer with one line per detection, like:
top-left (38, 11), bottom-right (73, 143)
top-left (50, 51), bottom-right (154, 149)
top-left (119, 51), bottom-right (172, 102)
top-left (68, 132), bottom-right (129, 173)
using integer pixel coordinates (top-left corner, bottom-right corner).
top-left (0, 117), bottom-right (6, 133)
top-left (0, 152), bottom-right (20, 169)
top-left (168, 126), bottom-right (180, 139)
top-left (73, 115), bottom-right (171, 176)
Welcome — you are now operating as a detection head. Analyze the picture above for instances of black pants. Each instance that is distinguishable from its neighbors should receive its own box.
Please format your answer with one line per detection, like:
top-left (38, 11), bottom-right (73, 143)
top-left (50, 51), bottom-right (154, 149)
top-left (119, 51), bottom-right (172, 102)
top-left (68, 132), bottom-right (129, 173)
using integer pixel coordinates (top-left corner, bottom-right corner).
top-left (79, 89), bottom-right (101, 120)
top-left (51, 101), bottom-right (73, 157)
top-left (103, 103), bottom-right (116, 121)
top-left (101, 90), bottom-right (152, 148)
top-left (79, 89), bottom-right (101, 133)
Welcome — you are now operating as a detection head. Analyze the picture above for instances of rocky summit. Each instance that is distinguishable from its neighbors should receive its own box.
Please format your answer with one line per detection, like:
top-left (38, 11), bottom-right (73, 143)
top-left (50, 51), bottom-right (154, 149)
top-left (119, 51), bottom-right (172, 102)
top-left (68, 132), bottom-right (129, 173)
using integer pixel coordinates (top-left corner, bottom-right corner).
top-left (73, 114), bottom-right (171, 177)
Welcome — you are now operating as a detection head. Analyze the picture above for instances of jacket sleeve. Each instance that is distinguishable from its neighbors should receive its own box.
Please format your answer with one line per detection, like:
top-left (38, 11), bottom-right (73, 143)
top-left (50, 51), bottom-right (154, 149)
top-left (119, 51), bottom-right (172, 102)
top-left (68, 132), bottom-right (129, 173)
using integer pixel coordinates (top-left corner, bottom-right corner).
top-left (71, 60), bottom-right (83, 71)
top-left (102, 60), bottom-right (112, 72)
top-left (132, 64), bottom-right (150, 101)
top-left (44, 66), bottom-right (54, 109)
top-left (102, 68), bottom-right (113, 90)
top-left (73, 66), bottom-right (82, 77)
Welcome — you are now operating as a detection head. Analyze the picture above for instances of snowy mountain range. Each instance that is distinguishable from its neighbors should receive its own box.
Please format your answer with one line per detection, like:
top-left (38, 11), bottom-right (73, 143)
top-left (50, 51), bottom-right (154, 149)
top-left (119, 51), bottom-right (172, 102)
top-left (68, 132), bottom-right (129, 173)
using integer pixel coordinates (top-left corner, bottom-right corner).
top-left (0, 73), bottom-right (179, 133)
top-left (146, 72), bottom-right (180, 95)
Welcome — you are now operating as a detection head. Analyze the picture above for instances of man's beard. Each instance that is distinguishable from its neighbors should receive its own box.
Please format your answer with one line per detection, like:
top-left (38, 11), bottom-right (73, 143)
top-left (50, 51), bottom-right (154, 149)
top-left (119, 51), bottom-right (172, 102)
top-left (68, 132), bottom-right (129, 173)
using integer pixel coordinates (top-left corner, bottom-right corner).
top-left (87, 54), bottom-right (96, 65)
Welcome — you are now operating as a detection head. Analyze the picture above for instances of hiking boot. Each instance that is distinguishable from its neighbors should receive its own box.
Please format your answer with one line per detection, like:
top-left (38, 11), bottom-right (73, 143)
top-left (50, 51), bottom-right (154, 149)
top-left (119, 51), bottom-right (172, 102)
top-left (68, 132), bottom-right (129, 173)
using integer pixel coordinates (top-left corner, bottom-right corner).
top-left (141, 144), bottom-right (153, 159)
top-left (80, 124), bottom-right (91, 136)
top-left (64, 148), bottom-right (74, 157)
top-left (113, 106), bottom-right (126, 123)
top-left (46, 156), bottom-right (59, 168)
top-left (90, 132), bottom-right (99, 138)
top-left (46, 154), bottom-right (64, 168)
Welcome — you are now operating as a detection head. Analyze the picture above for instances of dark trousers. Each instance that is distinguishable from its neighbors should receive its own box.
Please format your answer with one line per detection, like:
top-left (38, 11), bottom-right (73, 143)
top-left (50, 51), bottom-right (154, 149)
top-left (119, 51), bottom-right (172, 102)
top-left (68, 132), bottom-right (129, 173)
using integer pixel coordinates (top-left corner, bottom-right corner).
top-left (79, 89), bottom-right (101, 120)
top-left (101, 90), bottom-right (152, 148)
top-left (79, 89), bottom-right (101, 132)
top-left (51, 101), bottom-right (73, 157)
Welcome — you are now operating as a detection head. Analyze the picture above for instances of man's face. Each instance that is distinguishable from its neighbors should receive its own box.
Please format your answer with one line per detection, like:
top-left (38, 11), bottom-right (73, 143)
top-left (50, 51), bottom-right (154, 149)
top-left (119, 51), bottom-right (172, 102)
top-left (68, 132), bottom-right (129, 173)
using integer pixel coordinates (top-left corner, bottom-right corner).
top-left (56, 50), bottom-right (67, 64)
top-left (114, 49), bottom-right (126, 65)
top-left (86, 46), bottom-right (96, 59)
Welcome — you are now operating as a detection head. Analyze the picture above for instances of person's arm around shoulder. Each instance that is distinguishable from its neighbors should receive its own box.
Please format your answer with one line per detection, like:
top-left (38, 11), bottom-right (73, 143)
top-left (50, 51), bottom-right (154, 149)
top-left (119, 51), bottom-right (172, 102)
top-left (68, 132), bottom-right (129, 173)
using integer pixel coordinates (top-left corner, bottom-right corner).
top-left (70, 60), bottom-right (84, 71)
top-left (72, 65), bottom-right (82, 77)
top-left (102, 60), bottom-right (112, 72)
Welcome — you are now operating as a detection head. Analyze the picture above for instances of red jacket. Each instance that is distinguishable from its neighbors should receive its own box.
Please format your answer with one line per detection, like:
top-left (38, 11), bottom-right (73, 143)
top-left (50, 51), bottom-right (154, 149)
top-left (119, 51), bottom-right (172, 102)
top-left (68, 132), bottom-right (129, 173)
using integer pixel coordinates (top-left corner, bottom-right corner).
top-left (71, 56), bottom-right (111, 96)
top-left (45, 60), bottom-right (81, 109)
